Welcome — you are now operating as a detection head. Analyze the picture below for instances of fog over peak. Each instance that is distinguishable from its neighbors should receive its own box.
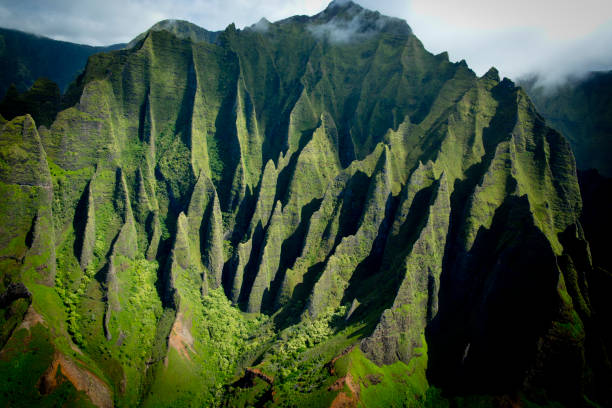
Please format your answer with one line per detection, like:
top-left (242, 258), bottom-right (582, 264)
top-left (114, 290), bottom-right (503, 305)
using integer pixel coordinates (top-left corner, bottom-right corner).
top-left (0, 0), bottom-right (610, 87)
top-left (307, 2), bottom-right (410, 44)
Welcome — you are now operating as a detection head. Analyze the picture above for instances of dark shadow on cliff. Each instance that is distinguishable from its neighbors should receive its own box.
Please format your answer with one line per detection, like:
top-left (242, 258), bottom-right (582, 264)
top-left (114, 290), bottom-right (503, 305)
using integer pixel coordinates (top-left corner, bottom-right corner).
top-left (272, 170), bottom-right (371, 329)
top-left (426, 195), bottom-right (559, 396)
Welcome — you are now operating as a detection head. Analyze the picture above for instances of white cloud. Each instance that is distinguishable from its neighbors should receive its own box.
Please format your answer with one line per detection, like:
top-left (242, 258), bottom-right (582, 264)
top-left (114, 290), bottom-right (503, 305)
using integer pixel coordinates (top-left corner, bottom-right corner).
top-left (248, 18), bottom-right (271, 33)
top-left (0, 0), bottom-right (610, 85)
top-left (400, 0), bottom-right (612, 83)
top-left (0, 5), bottom-right (11, 20)
top-left (409, 0), bottom-right (611, 40)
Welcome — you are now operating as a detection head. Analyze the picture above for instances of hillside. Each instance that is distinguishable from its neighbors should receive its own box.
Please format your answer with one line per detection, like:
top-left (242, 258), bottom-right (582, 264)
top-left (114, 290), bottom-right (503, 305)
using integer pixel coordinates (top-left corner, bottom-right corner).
top-left (0, 1), bottom-right (610, 407)
top-left (0, 27), bottom-right (123, 97)
top-left (520, 71), bottom-right (612, 177)
top-left (126, 19), bottom-right (220, 49)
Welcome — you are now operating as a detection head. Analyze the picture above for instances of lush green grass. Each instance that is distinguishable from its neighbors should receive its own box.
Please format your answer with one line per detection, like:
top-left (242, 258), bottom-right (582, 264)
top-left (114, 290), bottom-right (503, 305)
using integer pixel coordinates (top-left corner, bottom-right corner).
top-left (345, 339), bottom-right (428, 407)
top-left (0, 324), bottom-right (96, 408)
top-left (144, 288), bottom-right (271, 406)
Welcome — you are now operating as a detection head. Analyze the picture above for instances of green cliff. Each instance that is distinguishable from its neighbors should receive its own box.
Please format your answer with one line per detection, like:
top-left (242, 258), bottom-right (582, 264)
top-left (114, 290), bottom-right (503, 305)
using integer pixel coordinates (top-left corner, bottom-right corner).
top-left (0, 1), bottom-right (610, 407)
top-left (520, 71), bottom-right (612, 177)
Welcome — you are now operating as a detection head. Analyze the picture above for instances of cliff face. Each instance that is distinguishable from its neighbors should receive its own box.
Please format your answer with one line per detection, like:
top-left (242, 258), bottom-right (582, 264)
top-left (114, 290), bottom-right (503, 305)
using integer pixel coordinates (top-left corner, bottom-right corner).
top-left (520, 71), bottom-right (612, 177)
top-left (0, 2), bottom-right (610, 407)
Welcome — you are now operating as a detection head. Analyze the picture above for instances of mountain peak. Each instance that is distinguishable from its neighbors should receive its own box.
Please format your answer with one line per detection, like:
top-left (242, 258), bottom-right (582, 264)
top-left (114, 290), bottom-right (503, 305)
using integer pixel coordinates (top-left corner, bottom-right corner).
top-left (482, 67), bottom-right (500, 82)
top-left (309, 0), bottom-right (411, 42)
top-left (327, 0), bottom-right (360, 10)
top-left (246, 17), bottom-right (272, 33)
top-left (320, 0), bottom-right (364, 19)
top-left (149, 19), bottom-right (197, 31)
top-left (127, 19), bottom-right (220, 48)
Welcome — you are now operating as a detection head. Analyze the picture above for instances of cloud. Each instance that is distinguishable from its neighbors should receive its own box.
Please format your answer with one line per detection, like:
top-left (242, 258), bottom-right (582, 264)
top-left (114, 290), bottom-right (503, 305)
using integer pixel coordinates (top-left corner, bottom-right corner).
top-left (0, 0), bottom-right (609, 86)
top-left (248, 18), bottom-right (271, 33)
top-left (409, 0), bottom-right (611, 41)
top-left (307, 9), bottom-right (371, 43)
top-left (0, 0), bottom-right (167, 45)
top-left (0, 5), bottom-right (10, 20)
top-left (0, 0), bottom-right (329, 45)
top-left (399, 0), bottom-right (612, 85)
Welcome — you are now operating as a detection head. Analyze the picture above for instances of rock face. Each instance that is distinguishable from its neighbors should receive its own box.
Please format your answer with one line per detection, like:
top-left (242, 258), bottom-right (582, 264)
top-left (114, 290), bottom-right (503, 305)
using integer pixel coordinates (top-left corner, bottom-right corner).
top-left (0, 1), bottom-right (610, 407)
top-left (0, 282), bottom-right (31, 308)
top-left (126, 19), bottom-right (221, 49)
top-left (520, 70), bottom-right (612, 177)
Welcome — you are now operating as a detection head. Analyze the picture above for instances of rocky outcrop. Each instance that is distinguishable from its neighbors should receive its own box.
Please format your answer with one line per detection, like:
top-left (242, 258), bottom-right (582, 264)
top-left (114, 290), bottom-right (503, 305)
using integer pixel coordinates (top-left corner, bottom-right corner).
top-left (361, 172), bottom-right (450, 365)
top-left (0, 282), bottom-right (31, 308)
top-left (39, 352), bottom-right (114, 408)
top-left (0, 2), bottom-right (608, 406)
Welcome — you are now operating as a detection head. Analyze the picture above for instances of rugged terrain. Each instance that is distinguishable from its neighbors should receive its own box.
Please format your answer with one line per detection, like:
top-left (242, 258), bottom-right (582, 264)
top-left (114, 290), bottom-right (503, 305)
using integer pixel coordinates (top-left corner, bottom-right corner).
top-left (520, 71), bottom-right (612, 177)
top-left (0, 27), bottom-right (123, 98)
top-left (0, 1), bottom-right (610, 407)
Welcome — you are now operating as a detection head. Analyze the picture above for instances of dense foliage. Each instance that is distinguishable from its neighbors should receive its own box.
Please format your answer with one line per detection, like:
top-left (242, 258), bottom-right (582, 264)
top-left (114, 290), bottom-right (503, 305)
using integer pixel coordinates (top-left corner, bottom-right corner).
top-left (0, 1), bottom-right (610, 407)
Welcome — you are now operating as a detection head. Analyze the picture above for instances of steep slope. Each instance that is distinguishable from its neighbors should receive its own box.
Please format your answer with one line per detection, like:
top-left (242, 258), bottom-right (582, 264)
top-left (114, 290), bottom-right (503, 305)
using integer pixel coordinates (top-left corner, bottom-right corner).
top-left (520, 71), bottom-right (612, 177)
top-left (126, 19), bottom-right (220, 49)
top-left (0, 27), bottom-right (124, 97)
top-left (0, 1), bottom-right (610, 407)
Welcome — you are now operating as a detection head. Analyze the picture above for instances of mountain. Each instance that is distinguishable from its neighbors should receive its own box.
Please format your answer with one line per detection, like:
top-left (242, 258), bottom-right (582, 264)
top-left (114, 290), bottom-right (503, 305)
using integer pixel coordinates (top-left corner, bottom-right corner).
top-left (0, 77), bottom-right (61, 128)
top-left (520, 71), bottom-right (612, 177)
top-left (0, 27), bottom-right (124, 97)
top-left (1, 1), bottom-right (610, 407)
top-left (126, 19), bottom-right (220, 49)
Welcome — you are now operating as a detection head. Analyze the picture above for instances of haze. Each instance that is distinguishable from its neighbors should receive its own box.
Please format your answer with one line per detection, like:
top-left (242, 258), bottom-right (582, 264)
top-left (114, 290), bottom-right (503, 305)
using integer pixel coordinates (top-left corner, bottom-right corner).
top-left (0, 0), bottom-right (610, 85)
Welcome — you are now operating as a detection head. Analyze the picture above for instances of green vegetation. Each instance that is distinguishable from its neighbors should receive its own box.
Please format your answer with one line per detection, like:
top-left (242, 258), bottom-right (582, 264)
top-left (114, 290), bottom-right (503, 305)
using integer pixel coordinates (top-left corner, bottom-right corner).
top-left (0, 78), bottom-right (61, 127)
top-left (144, 288), bottom-right (270, 407)
top-left (0, 1), bottom-right (609, 407)
top-left (520, 71), bottom-right (612, 177)
top-left (0, 27), bottom-right (123, 98)
top-left (347, 346), bottom-right (428, 407)
top-left (0, 324), bottom-right (96, 408)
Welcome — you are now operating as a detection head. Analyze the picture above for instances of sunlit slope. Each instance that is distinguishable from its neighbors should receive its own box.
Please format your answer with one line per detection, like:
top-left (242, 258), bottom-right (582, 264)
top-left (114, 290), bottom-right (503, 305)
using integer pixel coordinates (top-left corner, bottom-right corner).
top-left (0, 1), bottom-right (609, 407)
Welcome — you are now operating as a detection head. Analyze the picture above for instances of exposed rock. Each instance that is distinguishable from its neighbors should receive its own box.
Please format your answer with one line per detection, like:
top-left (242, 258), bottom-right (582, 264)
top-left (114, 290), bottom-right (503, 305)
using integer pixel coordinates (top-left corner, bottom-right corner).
top-left (0, 282), bottom-right (31, 308)
top-left (39, 352), bottom-right (113, 408)
top-left (0, 3), bottom-right (607, 406)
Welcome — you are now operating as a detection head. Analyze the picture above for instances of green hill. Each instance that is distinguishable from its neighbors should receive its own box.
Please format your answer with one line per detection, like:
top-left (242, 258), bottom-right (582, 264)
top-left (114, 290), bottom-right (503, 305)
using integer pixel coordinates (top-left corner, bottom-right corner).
top-left (0, 27), bottom-right (123, 97)
top-left (126, 19), bottom-right (220, 49)
top-left (0, 1), bottom-right (609, 407)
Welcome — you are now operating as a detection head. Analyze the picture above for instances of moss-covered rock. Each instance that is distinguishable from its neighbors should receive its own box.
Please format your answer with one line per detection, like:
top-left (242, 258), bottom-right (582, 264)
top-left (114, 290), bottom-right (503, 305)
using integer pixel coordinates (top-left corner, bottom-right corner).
top-left (0, 2), bottom-right (608, 407)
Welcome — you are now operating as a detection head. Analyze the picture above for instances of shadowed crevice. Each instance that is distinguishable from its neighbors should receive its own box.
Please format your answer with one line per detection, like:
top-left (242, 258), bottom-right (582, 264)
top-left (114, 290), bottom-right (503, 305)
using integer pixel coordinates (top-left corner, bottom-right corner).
top-left (347, 179), bottom-right (440, 324)
top-left (427, 195), bottom-right (559, 396)
top-left (264, 196), bottom-right (323, 313)
top-left (72, 181), bottom-right (90, 264)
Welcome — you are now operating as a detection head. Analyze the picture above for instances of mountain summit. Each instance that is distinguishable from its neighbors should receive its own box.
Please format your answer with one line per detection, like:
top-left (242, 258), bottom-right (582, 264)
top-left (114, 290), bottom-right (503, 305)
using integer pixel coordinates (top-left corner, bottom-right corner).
top-left (126, 19), bottom-right (220, 48)
top-left (0, 2), bottom-right (610, 408)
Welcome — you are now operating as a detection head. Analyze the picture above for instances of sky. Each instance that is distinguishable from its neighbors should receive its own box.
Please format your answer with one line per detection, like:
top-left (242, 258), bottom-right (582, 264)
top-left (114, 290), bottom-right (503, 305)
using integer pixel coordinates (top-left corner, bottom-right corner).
top-left (0, 0), bottom-right (611, 86)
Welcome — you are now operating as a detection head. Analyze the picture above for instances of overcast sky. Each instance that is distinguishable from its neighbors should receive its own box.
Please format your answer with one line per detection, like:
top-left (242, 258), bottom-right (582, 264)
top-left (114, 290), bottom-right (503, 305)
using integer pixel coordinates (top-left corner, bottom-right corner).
top-left (0, 0), bottom-right (611, 85)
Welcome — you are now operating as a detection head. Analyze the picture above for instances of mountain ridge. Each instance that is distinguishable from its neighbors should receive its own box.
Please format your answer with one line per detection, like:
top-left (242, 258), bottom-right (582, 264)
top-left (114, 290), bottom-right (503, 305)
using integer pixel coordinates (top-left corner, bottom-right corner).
top-left (0, 2), bottom-right (610, 407)
top-left (126, 19), bottom-right (221, 49)
top-left (519, 70), bottom-right (612, 177)
top-left (0, 27), bottom-right (124, 97)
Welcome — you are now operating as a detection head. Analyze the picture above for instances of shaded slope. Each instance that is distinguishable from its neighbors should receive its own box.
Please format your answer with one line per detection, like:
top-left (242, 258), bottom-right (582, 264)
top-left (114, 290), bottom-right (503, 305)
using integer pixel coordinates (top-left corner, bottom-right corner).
top-left (0, 77), bottom-right (61, 127)
top-left (126, 19), bottom-right (220, 49)
top-left (0, 2), bottom-right (609, 407)
top-left (520, 71), bottom-right (612, 177)
top-left (0, 27), bottom-right (123, 97)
